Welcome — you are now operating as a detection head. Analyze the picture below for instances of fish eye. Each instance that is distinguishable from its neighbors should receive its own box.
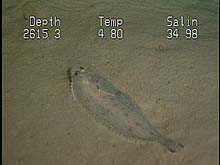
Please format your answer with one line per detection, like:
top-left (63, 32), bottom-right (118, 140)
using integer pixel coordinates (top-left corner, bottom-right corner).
top-left (75, 70), bottom-right (80, 75)
top-left (79, 66), bottom-right (85, 72)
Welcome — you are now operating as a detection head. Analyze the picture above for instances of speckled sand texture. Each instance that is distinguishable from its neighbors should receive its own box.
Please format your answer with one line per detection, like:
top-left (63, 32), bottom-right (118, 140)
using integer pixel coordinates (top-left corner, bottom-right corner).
top-left (3, 0), bottom-right (219, 165)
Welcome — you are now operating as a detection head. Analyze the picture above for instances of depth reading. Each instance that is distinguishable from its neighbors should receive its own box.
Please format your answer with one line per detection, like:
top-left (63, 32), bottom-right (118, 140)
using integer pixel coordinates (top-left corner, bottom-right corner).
top-left (23, 16), bottom-right (62, 40)
top-left (98, 15), bottom-right (124, 40)
top-left (166, 15), bottom-right (199, 40)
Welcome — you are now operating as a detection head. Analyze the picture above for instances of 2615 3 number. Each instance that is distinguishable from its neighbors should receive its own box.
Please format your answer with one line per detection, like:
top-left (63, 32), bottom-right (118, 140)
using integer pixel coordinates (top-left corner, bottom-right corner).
top-left (23, 28), bottom-right (61, 40)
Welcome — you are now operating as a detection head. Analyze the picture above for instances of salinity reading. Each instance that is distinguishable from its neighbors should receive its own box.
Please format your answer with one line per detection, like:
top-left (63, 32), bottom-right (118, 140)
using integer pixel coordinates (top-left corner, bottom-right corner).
top-left (166, 15), bottom-right (199, 40)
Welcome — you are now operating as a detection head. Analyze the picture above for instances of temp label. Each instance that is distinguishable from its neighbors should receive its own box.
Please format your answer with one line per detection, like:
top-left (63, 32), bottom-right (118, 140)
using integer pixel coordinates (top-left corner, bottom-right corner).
top-left (98, 15), bottom-right (124, 40)
top-left (23, 15), bottom-right (61, 40)
top-left (166, 15), bottom-right (199, 40)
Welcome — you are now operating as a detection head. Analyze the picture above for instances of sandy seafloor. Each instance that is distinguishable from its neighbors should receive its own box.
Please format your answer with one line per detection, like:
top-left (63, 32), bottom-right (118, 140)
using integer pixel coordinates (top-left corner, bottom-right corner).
top-left (3, 0), bottom-right (219, 165)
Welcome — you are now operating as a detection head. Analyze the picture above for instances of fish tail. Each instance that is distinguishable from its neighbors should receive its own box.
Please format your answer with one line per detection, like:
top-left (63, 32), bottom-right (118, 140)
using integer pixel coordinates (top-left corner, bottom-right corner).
top-left (156, 136), bottom-right (184, 153)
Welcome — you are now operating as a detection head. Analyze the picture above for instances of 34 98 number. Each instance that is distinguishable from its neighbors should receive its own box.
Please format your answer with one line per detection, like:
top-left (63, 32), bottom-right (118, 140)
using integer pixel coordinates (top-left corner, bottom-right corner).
top-left (166, 28), bottom-right (198, 39)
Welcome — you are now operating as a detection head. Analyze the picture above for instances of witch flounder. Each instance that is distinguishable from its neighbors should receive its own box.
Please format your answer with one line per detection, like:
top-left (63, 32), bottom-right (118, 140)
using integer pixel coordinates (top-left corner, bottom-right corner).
top-left (68, 66), bottom-right (183, 153)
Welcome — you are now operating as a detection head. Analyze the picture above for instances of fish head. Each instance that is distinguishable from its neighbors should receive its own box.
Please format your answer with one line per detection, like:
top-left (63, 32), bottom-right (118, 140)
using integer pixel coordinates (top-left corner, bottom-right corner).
top-left (74, 66), bottom-right (86, 76)
top-left (74, 66), bottom-right (99, 87)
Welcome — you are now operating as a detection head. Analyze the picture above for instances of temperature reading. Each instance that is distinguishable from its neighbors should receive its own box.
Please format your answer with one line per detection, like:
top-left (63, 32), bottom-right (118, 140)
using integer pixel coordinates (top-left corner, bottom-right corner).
top-left (111, 28), bottom-right (123, 39)
top-left (98, 28), bottom-right (105, 39)
top-left (98, 15), bottom-right (124, 40)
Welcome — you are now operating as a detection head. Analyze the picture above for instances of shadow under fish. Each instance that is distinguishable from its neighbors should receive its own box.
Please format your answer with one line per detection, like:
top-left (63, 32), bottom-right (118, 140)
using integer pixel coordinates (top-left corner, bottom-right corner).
top-left (68, 66), bottom-right (184, 153)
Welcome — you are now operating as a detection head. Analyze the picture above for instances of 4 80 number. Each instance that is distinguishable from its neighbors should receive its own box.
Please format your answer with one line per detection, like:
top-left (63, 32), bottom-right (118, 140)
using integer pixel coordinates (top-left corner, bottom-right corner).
top-left (98, 28), bottom-right (123, 39)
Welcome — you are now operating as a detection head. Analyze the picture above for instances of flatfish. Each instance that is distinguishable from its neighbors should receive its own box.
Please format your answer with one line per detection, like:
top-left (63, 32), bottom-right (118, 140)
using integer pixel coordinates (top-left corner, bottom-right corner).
top-left (68, 66), bottom-right (183, 153)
